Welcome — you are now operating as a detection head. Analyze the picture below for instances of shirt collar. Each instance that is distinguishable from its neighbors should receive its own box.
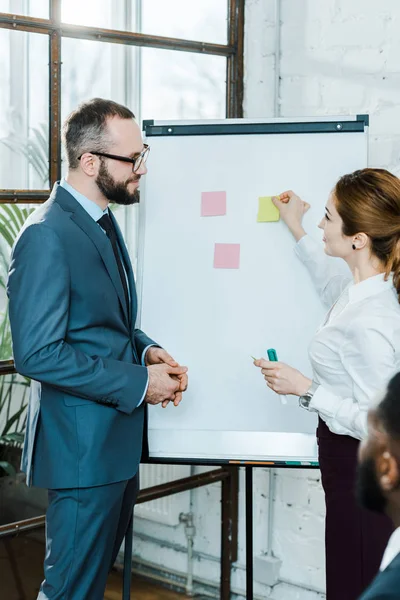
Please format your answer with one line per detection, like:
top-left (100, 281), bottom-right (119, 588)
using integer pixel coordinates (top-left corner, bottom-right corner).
top-left (60, 178), bottom-right (108, 222)
top-left (380, 527), bottom-right (400, 571)
top-left (348, 272), bottom-right (394, 304)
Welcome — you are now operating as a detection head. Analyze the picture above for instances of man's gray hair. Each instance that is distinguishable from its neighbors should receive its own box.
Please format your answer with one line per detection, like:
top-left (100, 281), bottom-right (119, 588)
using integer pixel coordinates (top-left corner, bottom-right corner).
top-left (62, 98), bottom-right (135, 170)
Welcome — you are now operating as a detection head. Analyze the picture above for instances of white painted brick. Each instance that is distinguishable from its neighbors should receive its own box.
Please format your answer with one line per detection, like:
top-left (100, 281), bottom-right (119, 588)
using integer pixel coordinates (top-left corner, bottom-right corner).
top-left (336, 0), bottom-right (400, 21)
top-left (369, 104), bottom-right (400, 135)
top-left (245, 0), bottom-right (276, 26)
top-left (388, 137), bottom-right (400, 166)
top-left (321, 18), bottom-right (386, 49)
top-left (245, 54), bottom-right (276, 88)
top-left (243, 0), bottom-right (276, 118)
top-left (308, 481), bottom-right (326, 515)
top-left (277, 473), bottom-right (313, 507)
top-left (307, 566), bottom-right (327, 595)
top-left (280, 47), bottom-right (345, 78)
top-left (368, 136), bottom-right (400, 167)
top-left (385, 14), bottom-right (400, 41)
top-left (367, 76), bottom-right (400, 106)
top-left (320, 78), bottom-right (366, 109)
top-left (296, 511), bottom-right (325, 541)
top-left (281, 0), bottom-right (338, 24)
top-left (382, 43), bottom-right (400, 72)
top-left (270, 581), bottom-right (325, 600)
top-left (280, 77), bottom-right (321, 110)
top-left (276, 534), bottom-right (325, 589)
top-left (306, 468), bottom-right (322, 482)
top-left (281, 24), bottom-right (322, 53)
top-left (341, 48), bottom-right (386, 75)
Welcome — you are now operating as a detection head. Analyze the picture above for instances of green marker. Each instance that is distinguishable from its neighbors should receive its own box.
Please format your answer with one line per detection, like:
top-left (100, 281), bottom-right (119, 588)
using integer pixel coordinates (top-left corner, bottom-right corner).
top-left (267, 348), bottom-right (278, 362)
top-left (267, 348), bottom-right (287, 405)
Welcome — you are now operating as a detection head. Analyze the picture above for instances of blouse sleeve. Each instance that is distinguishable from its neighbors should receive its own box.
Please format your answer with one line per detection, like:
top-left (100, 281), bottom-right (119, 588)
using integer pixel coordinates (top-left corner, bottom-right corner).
top-left (294, 235), bottom-right (352, 309)
top-left (309, 316), bottom-right (397, 440)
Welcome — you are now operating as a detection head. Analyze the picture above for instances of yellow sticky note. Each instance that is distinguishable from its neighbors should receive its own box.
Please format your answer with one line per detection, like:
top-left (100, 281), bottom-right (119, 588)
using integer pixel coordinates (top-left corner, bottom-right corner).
top-left (257, 196), bottom-right (280, 223)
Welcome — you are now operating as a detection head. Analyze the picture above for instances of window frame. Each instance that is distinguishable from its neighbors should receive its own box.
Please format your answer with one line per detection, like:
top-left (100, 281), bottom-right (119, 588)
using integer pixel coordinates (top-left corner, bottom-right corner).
top-left (0, 0), bottom-right (244, 204)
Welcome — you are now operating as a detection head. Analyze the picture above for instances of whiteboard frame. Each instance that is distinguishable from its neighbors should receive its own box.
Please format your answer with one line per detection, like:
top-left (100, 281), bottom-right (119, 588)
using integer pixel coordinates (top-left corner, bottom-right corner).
top-left (137, 116), bottom-right (369, 467)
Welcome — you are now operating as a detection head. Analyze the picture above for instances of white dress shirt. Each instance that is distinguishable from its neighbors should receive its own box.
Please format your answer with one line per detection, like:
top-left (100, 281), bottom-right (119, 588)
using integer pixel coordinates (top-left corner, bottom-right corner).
top-left (295, 235), bottom-right (400, 440)
top-left (380, 527), bottom-right (400, 571)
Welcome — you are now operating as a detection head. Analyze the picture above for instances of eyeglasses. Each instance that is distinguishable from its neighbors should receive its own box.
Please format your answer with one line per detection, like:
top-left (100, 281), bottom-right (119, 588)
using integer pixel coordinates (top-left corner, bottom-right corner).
top-left (80, 144), bottom-right (150, 173)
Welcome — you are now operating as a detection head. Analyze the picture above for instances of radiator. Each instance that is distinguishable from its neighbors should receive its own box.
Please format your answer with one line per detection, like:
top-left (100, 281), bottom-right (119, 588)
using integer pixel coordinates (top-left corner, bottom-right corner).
top-left (135, 464), bottom-right (191, 526)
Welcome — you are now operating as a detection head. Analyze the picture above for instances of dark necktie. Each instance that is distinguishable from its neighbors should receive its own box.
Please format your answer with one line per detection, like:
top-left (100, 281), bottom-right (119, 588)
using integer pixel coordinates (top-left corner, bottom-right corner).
top-left (97, 214), bottom-right (130, 314)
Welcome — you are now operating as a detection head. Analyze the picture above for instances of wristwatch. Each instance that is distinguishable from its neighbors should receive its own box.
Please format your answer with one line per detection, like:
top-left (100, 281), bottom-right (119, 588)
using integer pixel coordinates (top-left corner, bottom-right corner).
top-left (299, 380), bottom-right (320, 410)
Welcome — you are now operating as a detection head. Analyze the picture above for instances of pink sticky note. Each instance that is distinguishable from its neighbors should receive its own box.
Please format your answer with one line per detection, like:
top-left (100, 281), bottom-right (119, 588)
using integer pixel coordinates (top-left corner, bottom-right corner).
top-left (201, 191), bottom-right (227, 217)
top-left (214, 243), bottom-right (240, 269)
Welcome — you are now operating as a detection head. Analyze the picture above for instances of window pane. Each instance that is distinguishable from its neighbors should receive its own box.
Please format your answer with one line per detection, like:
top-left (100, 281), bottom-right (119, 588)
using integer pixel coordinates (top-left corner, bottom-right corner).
top-left (61, 0), bottom-right (129, 30)
top-left (61, 38), bottom-right (139, 174)
top-left (141, 0), bottom-right (228, 44)
top-left (0, 29), bottom-right (49, 189)
top-left (141, 48), bottom-right (226, 120)
top-left (0, 0), bottom-right (48, 18)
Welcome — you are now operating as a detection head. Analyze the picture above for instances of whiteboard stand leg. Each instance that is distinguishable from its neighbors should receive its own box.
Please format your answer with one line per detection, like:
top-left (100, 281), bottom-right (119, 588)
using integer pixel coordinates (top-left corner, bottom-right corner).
top-left (245, 466), bottom-right (253, 600)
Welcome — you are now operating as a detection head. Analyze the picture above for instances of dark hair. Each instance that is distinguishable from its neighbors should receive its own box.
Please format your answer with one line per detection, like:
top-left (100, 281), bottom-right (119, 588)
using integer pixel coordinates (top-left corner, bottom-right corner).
top-left (376, 372), bottom-right (400, 439)
top-left (335, 168), bottom-right (400, 303)
top-left (62, 98), bottom-right (135, 169)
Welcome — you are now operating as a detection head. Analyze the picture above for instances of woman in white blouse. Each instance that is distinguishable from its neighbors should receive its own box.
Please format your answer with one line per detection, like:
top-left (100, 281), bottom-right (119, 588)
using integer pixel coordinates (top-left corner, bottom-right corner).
top-left (254, 168), bottom-right (400, 600)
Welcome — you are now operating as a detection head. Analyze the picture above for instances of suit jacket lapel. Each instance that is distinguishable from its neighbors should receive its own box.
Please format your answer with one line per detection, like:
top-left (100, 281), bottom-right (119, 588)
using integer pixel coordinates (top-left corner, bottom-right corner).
top-left (54, 184), bottom-right (130, 325)
top-left (109, 210), bottom-right (138, 325)
top-left (109, 211), bottom-right (141, 363)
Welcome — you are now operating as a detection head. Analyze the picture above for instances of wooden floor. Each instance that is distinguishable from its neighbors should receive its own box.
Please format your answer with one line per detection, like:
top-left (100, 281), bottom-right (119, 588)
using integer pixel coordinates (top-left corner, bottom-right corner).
top-left (1, 533), bottom-right (190, 600)
top-left (105, 571), bottom-right (189, 600)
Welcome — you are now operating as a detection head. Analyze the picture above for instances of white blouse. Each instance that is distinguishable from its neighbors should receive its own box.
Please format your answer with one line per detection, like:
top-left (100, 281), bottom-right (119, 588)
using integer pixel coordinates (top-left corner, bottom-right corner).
top-left (295, 235), bottom-right (400, 440)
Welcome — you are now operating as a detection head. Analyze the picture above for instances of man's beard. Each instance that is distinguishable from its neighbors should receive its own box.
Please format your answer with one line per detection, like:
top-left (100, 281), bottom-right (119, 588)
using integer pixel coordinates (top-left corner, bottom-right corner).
top-left (96, 159), bottom-right (140, 205)
top-left (355, 456), bottom-right (387, 514)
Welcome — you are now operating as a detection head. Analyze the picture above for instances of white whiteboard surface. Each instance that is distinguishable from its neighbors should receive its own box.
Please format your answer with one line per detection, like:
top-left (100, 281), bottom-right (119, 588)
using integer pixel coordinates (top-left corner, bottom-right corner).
top-left (138, 118), bottom-right (368, 463)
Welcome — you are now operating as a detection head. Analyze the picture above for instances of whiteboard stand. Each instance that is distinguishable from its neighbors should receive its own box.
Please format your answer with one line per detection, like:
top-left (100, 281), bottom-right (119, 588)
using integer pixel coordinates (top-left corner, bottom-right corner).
top-left (139, 115), bottom-right (369, 599)
top-left (246, 466), bottom-right (254, 600)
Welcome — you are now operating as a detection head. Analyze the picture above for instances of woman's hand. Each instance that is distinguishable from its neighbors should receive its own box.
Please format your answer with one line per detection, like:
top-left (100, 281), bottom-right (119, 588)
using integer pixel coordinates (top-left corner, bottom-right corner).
top-left (254, 358), bottom-right (312, 397)
top-left (272, 190), bottom-right (310, 241)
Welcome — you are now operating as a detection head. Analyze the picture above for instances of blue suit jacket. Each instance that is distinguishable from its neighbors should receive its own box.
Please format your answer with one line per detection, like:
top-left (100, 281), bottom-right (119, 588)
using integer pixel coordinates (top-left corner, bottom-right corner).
top-left (358, 553), bottom-right (400, 599)
top-left (7, 183), bottom-right (156, 489)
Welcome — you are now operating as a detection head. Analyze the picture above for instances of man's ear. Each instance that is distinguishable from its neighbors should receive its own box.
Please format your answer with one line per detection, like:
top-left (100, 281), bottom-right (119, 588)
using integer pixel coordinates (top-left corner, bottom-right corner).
top-left (378, 450), bottom-right (400, 492)
top-left (80, 153), bottom-right (97, 177)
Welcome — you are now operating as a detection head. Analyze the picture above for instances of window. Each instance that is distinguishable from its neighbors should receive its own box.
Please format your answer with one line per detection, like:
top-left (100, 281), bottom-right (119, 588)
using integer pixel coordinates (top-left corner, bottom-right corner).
top-left (0, 0), bottom-right (48, 19)
top-left (141, 48), bottom-right (226, 121)
top-left (0, 0), bottom-right (243, 201)
top-left (0, 28), bottom-right (48, 189)
top-left (141, 0), bottom-right (228, 44)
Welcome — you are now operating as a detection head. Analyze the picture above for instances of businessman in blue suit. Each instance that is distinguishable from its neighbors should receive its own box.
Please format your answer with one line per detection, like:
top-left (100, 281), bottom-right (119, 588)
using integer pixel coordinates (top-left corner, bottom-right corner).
top-left (7, 98), bottom-right (188, 599)
top-left (356, 373), bottom-right (400, 600)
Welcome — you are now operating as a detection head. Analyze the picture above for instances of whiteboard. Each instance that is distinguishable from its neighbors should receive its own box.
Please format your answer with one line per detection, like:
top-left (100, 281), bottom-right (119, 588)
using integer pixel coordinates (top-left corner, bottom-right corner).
top-left (137, 117), bottom-right (368, 464)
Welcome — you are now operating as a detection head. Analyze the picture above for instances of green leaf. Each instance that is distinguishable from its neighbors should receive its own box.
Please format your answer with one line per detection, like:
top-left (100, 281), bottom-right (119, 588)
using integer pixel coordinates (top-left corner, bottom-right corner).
top-left (0, 461), bottom-right (16, 476)
top-left (2, 404), bottom-right (27, 435)
top-left (0, 222), bottom-right (15, 248)
top-left (0, 205), bottom-right (20, 238)
top-left (1, 432), bottom-right (24, 444)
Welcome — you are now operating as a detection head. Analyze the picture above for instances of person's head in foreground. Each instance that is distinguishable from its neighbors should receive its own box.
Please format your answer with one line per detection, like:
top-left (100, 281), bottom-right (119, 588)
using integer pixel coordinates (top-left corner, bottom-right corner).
top-left (357, 373), bottom-right (400, 520)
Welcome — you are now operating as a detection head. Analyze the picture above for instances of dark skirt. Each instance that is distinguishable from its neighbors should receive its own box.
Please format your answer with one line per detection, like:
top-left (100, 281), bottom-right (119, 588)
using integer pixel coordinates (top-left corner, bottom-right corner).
top-left (317, 418), bottom-right (393, 600)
